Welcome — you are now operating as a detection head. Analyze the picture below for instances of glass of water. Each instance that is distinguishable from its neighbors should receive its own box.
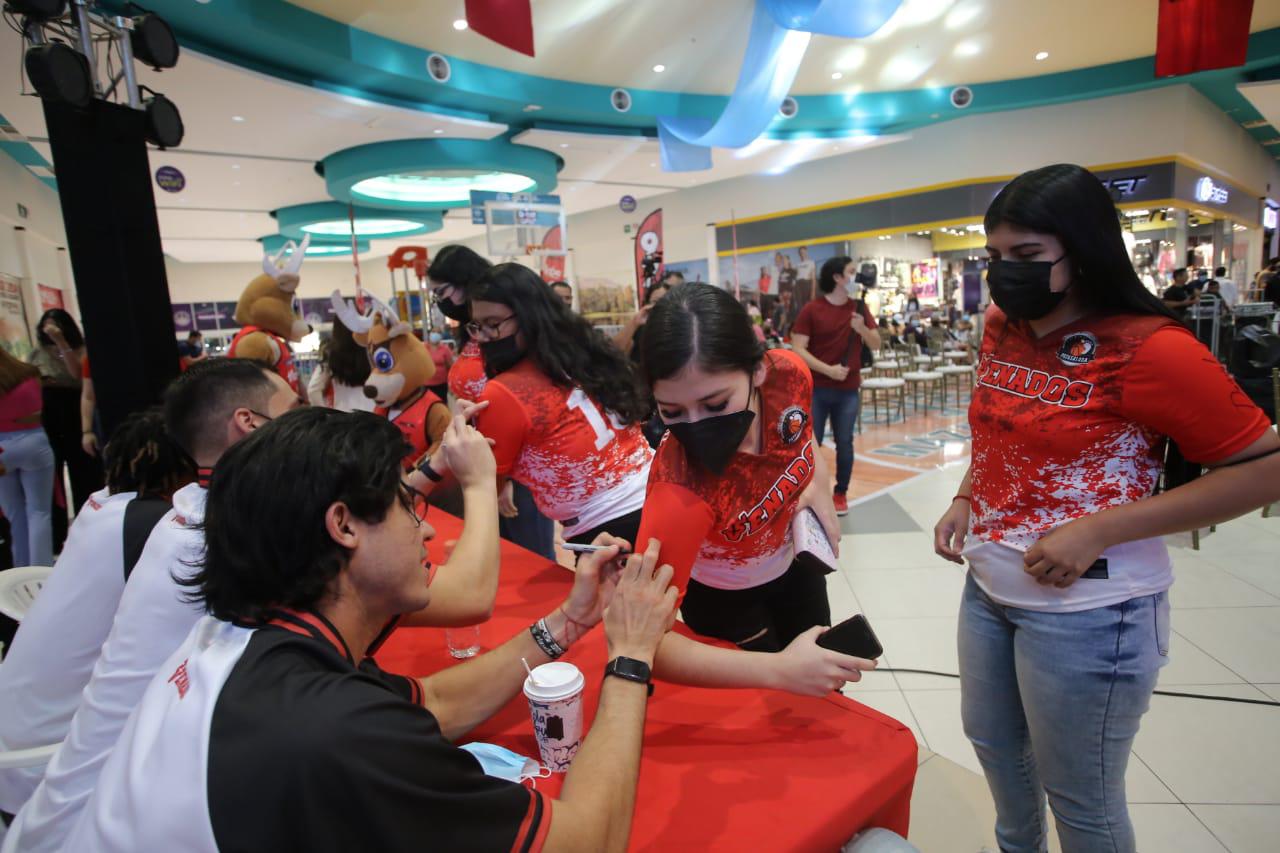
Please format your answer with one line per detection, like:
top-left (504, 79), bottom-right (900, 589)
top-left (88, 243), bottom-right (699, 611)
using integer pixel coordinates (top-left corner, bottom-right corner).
top-left (445, 625), bottom-right (481, 659)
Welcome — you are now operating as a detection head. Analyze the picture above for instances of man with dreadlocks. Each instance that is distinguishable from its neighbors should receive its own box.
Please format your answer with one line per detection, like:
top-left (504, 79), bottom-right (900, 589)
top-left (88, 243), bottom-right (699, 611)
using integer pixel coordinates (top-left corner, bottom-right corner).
top-left (0, 408), bottom-right (194, 817)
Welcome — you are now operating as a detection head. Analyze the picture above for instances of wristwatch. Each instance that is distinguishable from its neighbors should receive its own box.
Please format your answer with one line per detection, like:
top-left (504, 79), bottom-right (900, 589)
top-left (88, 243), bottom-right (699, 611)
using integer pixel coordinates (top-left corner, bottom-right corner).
top-left (416, 456), bottom-right (443, 483)
top-left (604, 657), bottom-right (654, 696)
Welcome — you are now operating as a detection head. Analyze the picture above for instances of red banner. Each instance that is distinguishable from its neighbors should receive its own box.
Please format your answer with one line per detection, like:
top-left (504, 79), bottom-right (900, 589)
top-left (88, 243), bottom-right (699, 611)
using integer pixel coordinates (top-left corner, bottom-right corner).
top-left (464, 0), bottom-right (535, 57)
top-left (1155, 0), bottom-right (1252, 78)
top-left (634, 209), bottom-right (664, 308)
top-left (539, 225), bottom-right (565, 283)
top-left (38, 283), bottom-right (64, 312)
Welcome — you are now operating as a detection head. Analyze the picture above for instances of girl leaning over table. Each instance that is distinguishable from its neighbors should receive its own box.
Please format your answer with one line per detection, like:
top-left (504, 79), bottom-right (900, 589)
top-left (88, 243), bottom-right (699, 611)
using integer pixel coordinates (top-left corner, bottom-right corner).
top-left (933, 163), bottom-right (1280, 853)
top-left (412, 264), bottom-right (871, 697)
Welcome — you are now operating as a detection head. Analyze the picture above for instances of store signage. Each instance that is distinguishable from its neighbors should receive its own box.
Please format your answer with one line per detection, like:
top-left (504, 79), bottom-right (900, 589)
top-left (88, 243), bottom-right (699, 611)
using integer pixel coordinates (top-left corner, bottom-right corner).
top-left (1264, 206), bottom-right (1278, 231)
top-left (619, 195), bottom-right (637, 213)
top-left (1098, 174), bottom-right (1148, 197)
top-left (1193, 176), bottom-right (1229, 205)
top-left (155, 165), bottom-right (185, 193)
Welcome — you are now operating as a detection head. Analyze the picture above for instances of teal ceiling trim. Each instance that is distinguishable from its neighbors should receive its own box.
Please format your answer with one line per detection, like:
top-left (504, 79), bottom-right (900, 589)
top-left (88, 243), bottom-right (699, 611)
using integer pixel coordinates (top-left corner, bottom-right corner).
top-left (0, 112), bottom-right (58, 191)
top-left (259, 234), bottom-right (370, 257)
top-left (272, 202), bottom-right (443, 239)
top-left (96, 2), bottom-right (1280, 158)
top-left (320, 138), bottom-right (561, 210)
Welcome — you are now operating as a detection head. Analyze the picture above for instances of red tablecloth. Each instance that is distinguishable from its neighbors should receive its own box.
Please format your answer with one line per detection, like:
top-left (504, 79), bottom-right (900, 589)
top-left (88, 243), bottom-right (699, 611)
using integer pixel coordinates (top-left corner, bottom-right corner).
top-left (376, 514), bottom-right (917, 852)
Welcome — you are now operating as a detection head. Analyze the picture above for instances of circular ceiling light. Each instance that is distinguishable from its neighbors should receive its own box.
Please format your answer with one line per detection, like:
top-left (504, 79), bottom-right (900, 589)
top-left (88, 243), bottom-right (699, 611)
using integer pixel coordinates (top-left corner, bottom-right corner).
top-left (453, 18), bottom-right (468, 31)
top-left (653, 64), bottom-right (665, 73)
top-left (831, 71), bottom-right (843, 80)
top-left (272, 202), bottom-right (444, 240)
top-left (1035, 51), bottom-right (1049, 61)
top-left (259, 234), bottom-right (371, 257)
top-left (321, 138), bottom-right (561, 211)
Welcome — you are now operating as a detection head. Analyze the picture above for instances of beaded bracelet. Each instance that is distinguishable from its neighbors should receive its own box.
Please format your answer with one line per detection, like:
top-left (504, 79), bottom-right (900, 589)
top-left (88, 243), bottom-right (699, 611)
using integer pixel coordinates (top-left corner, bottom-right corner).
top-left (952, 494), bottom-right (972, 504)
top-left (529, 618), bottom-right (565, 659)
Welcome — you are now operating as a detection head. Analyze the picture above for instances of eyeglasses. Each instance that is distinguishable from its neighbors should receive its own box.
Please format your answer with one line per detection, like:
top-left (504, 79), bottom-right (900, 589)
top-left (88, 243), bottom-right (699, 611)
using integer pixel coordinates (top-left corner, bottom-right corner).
top-left (398, 483), bottom-right (429, 527)
top-left (431, 282), bottom-right (461, 303)
top-left (465, 314), bottom-right (516, 339)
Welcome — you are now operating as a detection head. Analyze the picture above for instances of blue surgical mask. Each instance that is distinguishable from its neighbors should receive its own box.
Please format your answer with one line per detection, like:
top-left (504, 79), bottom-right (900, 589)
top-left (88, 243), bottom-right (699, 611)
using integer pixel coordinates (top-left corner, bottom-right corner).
top-left (428, 332), bottom-right (443, 344)
top-left (460, 742), bottom-right (550, 785)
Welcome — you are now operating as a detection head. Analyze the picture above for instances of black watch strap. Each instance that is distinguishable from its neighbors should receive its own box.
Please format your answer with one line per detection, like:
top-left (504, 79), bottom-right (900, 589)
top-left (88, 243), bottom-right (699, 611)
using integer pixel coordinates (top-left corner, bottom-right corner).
top-left (604, 656), bottom-right (654, 696)
top-left (417, 457), bottom-right (443, 482)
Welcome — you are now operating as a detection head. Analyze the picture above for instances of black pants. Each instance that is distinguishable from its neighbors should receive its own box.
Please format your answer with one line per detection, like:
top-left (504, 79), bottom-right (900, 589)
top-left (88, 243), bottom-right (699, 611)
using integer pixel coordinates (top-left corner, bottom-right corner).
top-left (566, 508), bottom-right (643, 550)
top-left (41, 386), bottom-right (104, 550)
top-left (681, 559), bottom-right (831, 652)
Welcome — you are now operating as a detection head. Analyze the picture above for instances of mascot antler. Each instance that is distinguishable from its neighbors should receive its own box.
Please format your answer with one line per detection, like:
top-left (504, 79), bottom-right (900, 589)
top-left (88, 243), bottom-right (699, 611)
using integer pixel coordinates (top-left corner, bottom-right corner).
top-left (329, 290), bottom-right (413, 338)
top-left (262, 234), bottom-right (311, 291)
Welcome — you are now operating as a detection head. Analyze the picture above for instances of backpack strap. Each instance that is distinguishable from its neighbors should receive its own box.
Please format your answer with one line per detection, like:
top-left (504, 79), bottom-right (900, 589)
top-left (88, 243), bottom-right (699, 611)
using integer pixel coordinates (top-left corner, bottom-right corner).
top-left (122, 496), bottom-right (173, 581)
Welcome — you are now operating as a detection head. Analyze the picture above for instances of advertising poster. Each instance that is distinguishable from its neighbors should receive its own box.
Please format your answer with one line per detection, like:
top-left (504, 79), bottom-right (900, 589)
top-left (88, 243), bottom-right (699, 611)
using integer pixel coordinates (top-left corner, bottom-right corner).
top-left (193, 302), bottom-right (226, 331)
top-left (539, 225), bottom-right (566, 284)
top-left (38, 283), bottom-right (64, 312)
top-left (300, 298), bottom-right (337, 328)
top-left (0, 273), bottom-right (32, 358)
top-left (578, 276), bottom-right (635, 327)
top-left (716, 241), bottom-right (846, 333)
top-left (911, 259), bottom-right (940, 300)
top-left (664, 258), bottom-right (709, 284)
top-left (171, 303), bottom-right (195, 334)
top-left (215, 302), bottom-right (241, 331)
top-left (633, 209), bottom-right (664, 306)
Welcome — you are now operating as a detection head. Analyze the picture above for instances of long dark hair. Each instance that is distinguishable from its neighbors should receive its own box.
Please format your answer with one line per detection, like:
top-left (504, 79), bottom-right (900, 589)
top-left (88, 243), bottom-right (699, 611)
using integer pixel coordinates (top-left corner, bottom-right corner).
top-left (429, 244), bottom-right (491, 345)
top-left (470, 263), bottom-right (649, 423)
top-left (640, 282), bottom-right (765, 385)
top-left (36, 308), bottom-right (84, 348)
top-left (322, 318), bottom-right (371, 387)
top-left (818, 256), bottom-right (852, 294)
top-left (984, 164), bottom-right (1179, 321)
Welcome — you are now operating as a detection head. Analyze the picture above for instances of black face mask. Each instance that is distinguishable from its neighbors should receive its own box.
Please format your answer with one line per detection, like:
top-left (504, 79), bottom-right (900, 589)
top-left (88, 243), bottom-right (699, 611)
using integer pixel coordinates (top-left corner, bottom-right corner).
top-left (667, 384), bottom-right (756, 476)
top-left (435, 297), bottom-right (470, 323)
top-left (986, 256), bottom-right (1069, 321)
top-left (480, 334), bottom-right (525, 378)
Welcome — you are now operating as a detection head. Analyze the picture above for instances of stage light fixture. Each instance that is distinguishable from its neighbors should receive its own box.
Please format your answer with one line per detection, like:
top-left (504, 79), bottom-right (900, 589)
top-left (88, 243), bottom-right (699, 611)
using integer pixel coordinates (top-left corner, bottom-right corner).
top-left (130, 13), bottom-right (179, 69)
top-left (7, 0), bottom-right (67, 19)
top-left (24, 42), bottom-right (93, 107)
top-left (140, 89), bottom-right (184, 148)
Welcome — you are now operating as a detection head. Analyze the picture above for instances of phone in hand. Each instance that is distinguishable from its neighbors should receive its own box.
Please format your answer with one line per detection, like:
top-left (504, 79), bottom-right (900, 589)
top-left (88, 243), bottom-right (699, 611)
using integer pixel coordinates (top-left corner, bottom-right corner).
top-left (816, 614), bottom-right (883, 659)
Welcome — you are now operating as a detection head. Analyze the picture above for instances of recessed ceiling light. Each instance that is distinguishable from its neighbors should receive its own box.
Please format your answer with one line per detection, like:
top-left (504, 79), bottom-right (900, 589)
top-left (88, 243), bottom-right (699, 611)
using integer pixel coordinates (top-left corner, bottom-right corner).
top-left (231, 164), bottom-right (240, 170)
top-left (831, 72), bottom-right (843, 80)
top-left (523, 104), bottom-right (542, 112)
top-left (559, 143), bottom-right (569, 149)
top-left (650, 162), bottom-right (657, 167)
top-left (1035, 51), bottom-right (1049, 61)
top-left (432, 128), bottom-right (444, 135)
top-left (231, 115), bottom-right (245, 122)
top-left (453, 19), bottom-right (468, 31)
top-left (653, 64), bottom-right (665, 73)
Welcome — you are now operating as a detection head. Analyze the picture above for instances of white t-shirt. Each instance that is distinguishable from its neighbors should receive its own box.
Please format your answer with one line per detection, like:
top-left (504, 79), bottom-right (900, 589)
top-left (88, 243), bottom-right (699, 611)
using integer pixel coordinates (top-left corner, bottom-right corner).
top-left (1215, 278), bottom-right (1239, 307)
top-left (2, 484), bottom-right (207, 853)
top-left (0, 489), bottom-right (134, 812)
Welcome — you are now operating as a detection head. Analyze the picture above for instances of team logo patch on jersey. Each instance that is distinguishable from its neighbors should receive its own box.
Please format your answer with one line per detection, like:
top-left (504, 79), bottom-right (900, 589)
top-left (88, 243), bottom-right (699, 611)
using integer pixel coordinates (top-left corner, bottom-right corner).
top-left (778, 406), bottom-right (808, 444)
top-left (1058, 332), bottom-right (1098, 366)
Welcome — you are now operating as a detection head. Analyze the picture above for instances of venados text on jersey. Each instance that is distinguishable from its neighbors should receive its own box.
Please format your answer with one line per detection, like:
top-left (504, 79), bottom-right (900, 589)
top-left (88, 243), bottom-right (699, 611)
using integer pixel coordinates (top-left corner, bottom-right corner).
top-left (977, 358), bottom-right (1093, 408)
top-left (721, 440), bottom-right (815, 542)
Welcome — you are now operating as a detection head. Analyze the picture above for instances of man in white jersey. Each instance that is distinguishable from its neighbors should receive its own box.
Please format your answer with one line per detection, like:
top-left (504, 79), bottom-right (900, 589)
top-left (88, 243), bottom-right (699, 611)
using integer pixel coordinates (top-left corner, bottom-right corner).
top-left (1, 359), bottom-right (302, 853)
top-left (0, 410), bottom-right (192, 814)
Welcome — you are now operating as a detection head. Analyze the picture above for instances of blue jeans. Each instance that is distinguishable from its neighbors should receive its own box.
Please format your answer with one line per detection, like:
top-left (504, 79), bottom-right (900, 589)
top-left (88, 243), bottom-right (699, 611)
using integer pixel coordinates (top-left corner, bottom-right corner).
top-left (499, 480), bottom-right (555, 561)
top-left (0, 428), bottom-right (55, 566)
top-left (811, 387), bottom-right (861, 494)
top-left (958, 574), bottom-right (1168, 853)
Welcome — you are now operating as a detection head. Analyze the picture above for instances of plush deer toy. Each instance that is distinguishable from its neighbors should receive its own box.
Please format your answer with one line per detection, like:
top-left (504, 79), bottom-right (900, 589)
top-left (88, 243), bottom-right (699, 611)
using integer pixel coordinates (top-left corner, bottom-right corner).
top-left (228, 235), bottom-right (312, 392)
top-left (330, 290), bottom-right (449, 471)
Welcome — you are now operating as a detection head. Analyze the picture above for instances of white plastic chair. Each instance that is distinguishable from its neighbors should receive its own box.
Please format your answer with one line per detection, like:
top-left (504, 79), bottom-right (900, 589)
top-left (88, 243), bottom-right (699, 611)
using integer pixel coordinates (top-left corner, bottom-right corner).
top-left (0, 565), bottom-right (53, 622)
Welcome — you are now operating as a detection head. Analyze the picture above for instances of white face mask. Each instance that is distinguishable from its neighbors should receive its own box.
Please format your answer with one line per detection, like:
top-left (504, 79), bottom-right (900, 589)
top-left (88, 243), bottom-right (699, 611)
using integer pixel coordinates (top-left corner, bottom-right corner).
top-left (459, 742), bottom-right (551, 785)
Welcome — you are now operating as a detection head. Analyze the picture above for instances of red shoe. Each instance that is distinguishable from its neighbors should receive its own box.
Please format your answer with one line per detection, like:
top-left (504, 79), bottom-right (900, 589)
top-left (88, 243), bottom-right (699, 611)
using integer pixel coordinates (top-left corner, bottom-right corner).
top-left (833, 493), bottom-right (849, 517)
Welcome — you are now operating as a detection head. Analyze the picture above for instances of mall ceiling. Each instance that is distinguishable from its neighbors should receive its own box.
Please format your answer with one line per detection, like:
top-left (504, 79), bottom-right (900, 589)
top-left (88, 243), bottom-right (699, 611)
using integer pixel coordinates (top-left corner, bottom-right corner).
top-left (2, 0), bottom-right (1280, 264)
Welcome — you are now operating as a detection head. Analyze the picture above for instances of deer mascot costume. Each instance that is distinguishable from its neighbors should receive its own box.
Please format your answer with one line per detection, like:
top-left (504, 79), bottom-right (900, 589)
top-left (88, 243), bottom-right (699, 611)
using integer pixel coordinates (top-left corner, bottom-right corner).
top-left (330, 290), bottom-right (450, 471)
top-left (228, 235), bottom-right (312, 392)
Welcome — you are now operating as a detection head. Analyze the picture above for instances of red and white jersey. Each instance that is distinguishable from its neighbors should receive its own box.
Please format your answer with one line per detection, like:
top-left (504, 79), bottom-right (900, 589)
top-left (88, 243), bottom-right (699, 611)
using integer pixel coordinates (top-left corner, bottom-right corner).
top-left (228, 325), bottom-right (299, 394)
top-left (448, 340), bottom-right (488, 403)
top-left (376, 388), bottom-right (447, 471)
top-left (966, 307), bottom-right (1271, 611)
top-left (474, 359), bottom-right (653, 538)
top-left (3, 485), bottom-right (208, 853)
top-left (637, 350), bottom-right (816, 591)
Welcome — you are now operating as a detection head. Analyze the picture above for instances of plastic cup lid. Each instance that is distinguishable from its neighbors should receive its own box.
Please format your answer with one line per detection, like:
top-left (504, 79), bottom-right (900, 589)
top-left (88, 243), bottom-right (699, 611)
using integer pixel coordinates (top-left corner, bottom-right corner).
top-left (523, 661), bottom-right (585, 700)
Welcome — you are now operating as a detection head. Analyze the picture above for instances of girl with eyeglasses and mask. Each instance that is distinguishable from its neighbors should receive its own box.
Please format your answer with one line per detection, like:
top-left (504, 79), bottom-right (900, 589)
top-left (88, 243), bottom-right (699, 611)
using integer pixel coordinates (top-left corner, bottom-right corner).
top-left (424, 245), bottom-right (555, 560)
top-left (933, 164), bottom-right (1280, 853)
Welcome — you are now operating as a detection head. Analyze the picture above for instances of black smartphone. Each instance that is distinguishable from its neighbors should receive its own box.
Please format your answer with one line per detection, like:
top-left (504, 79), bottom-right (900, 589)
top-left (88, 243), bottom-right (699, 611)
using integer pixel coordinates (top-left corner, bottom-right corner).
top-left (816, 614), bottom-right (884, 659)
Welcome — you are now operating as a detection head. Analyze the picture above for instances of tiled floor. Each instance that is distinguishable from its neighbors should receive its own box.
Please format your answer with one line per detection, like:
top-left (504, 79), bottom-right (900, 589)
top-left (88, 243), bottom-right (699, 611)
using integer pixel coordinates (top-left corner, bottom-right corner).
top-left (828, 404), bottom-right (1280, 853)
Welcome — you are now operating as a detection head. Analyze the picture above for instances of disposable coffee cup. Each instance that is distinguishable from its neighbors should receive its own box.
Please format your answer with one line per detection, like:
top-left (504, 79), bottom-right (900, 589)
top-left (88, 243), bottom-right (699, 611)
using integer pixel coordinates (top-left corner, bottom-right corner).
top-left (523, 661), bottom-right (586, 773)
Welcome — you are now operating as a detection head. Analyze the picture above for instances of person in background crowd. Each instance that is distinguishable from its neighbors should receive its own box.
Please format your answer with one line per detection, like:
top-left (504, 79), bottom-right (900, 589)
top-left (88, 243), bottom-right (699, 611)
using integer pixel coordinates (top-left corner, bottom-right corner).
top-left (630, 282), bottom-right (874, 693)
top-left (0, 359), bottom-right (304, 853)
top-left (794, 245), bottom-right (816, 304)
top-left (306, 318), bottom-right (374, 413)
top-left (926, 317), bottom-right (949, 354)
top-left (176, 330), bottom-right (205, 363)
top-left (28, 309), bottom-right (103, 548)
top-left (1212, 266), bottom-right (1238, 307)
top-left (757, 265), bottom-right (773, 295)
top-left (79, 355), bottom-right (99, 458)
top-left (934, 163), bottom-right (1280, 853)
top-left (64, 407), bottom-right (680, 853)
top-left (424, 330), bottom-right (453, 402)
top-left (0, 347), bottom-right (54, 567)
top-left (791, 256), bottom-right (880, 517)
top-left (771, 289), bottom-right (797, 339)
top-left (662, 270), bottom-right (685, 287)
top-left (549, 279), bottom-right (574, 309)
top-left (414, 263), bottom-right (654, 551)
top-left (906, 289), bottom-right (921, 315)
top-left (1263, 271), bottom-right (1280, 309)
top-left (1160, 268), bottom-right (1197, 323)
top-left (0, 408), bottom-right (193, 815)
top-left (428, 244), bottom-right (555, 558)
top-left (614, 280), bottom-right (673, 364)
